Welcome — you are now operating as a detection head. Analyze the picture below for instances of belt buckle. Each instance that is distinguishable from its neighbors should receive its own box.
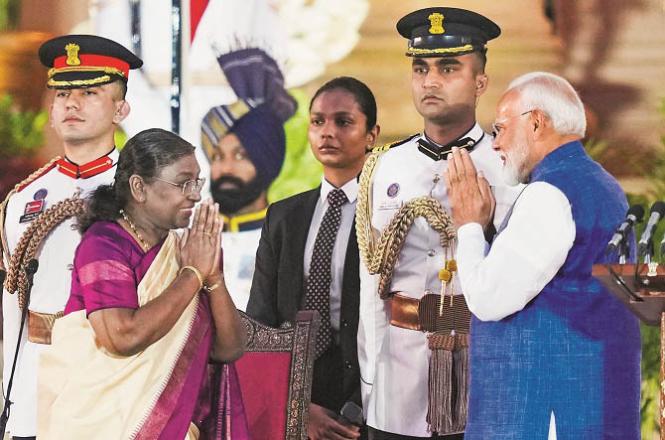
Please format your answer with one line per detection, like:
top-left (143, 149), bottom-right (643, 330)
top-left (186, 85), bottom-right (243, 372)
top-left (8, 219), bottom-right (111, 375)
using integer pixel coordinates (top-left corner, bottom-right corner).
top-left (27, 310), bottom-right (62, 345)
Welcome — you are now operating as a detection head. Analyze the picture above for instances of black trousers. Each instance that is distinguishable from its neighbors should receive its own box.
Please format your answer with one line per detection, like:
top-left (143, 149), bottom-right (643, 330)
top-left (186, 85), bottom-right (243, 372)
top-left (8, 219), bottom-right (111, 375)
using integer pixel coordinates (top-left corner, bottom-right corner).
top-left (13, 437), bottom-right (36, 440)
top-left (368, 426), bottom-right (463, 440)
top-left (311, 343), bottom-right (368, 439)
top-left (311, 342), bottom-right (345, 412)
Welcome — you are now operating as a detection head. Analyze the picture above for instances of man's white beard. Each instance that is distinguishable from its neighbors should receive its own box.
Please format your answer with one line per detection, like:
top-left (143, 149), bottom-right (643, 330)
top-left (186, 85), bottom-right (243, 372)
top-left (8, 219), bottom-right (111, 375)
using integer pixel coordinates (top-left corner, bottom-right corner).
top-left (502, 143), bottom-right (529, 186)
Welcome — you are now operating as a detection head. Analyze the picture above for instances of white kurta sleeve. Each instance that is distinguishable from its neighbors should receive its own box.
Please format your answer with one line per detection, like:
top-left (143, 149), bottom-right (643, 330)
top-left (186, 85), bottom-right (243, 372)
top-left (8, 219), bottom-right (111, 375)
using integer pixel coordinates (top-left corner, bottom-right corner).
top-left (456, 182), bottom-right (576, 321)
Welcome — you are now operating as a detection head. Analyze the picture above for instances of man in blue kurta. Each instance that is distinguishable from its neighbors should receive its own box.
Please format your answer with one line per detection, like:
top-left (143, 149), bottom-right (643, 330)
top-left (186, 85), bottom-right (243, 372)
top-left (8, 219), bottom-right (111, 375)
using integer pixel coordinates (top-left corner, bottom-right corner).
top-left (445, 71), bottom-right (640, 439)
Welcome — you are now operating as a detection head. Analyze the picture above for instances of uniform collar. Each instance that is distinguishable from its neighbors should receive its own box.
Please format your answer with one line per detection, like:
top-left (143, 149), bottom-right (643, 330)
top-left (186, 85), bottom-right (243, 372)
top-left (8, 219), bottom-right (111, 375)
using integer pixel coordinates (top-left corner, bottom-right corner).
top-left (418, 123), bottom-right (485, 161)
top-left (222, 208), bottom-right (267, 232)
top-left (56, 148), bottom-right (118, 179)
top-left (320, 176), bottom-right (358, 205)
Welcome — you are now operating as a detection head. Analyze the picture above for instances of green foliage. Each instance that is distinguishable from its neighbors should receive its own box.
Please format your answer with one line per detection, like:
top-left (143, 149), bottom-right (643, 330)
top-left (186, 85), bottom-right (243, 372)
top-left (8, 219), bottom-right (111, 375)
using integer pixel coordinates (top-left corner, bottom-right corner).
top-left (583, 138), bottom-right (609, 161)
top-left (114, 128), bottom-right (128, 150)
top-left (644, 149), bottom-right (665, 204)
top-left (641, 323), bottom-right (661, 439)
top-left (0, 0), bottom-right (19, 31)
top-left (0, 94), bottom-right (47, 157)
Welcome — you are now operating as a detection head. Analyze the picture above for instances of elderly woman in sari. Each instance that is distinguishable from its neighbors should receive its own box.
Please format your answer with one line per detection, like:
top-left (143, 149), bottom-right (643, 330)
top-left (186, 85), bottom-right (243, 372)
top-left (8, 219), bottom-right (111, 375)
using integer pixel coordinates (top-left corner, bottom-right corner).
top-left (38, 128), bottom-right (248, 439)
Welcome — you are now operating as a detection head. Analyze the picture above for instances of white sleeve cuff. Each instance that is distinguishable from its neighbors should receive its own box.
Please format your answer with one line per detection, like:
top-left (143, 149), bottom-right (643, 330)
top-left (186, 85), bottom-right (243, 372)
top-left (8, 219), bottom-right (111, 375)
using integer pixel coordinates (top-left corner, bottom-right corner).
top-left (456, 222), bottom-right (489, 259)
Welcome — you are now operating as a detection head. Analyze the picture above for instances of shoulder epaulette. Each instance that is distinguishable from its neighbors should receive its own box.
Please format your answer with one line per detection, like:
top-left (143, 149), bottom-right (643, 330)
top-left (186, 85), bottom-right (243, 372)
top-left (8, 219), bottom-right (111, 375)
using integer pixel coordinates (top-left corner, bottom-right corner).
top-left (15, 157), bottom-right (60, 193)
top-left (0, 157), bottom-right (61, 264)
top-left (371, 133), bottom-right (419, 153)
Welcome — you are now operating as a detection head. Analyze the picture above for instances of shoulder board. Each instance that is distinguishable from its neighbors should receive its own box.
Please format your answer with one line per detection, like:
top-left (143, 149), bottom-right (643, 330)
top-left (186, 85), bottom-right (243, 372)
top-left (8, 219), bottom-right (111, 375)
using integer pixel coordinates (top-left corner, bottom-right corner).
top-left (15, 157), bottom-right (60, 193)
top-left (371, 133), bottom-right (419, 153)
top-left (0, 157), bottom-right (60, 264)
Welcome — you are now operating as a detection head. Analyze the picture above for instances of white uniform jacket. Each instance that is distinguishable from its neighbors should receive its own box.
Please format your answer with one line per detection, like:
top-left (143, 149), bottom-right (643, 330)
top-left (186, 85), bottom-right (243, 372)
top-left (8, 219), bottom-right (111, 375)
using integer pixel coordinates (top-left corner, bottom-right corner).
top-left (1, 151), bottom-right (118, 436)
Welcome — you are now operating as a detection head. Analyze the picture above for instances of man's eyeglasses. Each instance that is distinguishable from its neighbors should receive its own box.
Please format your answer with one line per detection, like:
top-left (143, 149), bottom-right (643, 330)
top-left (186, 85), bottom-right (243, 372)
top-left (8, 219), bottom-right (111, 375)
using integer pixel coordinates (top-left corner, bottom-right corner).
top-left (153, 177), bottom-right (206, 195)
top-left (491, 110), bottom-right (533, 138)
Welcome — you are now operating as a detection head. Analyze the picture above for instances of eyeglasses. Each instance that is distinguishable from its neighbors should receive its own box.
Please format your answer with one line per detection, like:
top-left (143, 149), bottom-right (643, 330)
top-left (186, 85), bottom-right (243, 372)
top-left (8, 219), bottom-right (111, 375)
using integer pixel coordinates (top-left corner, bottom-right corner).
top-left (491, 110), bottom-right (533, 138)
top-left (153, 177), bottom-right (206, 195)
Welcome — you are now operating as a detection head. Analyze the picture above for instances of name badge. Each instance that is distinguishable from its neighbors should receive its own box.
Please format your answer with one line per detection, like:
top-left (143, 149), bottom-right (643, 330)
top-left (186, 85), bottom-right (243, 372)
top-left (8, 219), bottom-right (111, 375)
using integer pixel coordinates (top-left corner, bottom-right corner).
top-left (19, 189), bottom-right (47, 223)
top-left (378, 200), bottom-right (401, 211)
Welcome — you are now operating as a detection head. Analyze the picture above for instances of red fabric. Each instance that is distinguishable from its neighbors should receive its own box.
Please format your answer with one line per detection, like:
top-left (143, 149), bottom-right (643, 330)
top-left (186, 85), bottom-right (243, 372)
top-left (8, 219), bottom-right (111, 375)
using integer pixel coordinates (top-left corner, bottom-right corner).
top-left (190, 0), bottom-right (210, 42)
top-left (53, 54), bottom-right (130, 77)
top-left (56, 155), bottom-right (114, 179)
top-left (235, 352), bottom-right (292, 440)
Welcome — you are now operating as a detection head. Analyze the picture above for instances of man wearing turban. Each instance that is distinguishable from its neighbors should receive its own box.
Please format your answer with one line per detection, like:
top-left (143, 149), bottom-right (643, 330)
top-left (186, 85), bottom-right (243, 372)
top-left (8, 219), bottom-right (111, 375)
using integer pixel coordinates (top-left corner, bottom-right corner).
top-left (201, 48), bottom-right (296, 310)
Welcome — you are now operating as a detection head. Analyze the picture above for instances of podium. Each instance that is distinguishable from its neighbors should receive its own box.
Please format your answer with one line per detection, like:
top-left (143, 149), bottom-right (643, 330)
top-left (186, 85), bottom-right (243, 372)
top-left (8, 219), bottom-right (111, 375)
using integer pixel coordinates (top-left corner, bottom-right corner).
top-left (593, 263), bottom-right (665, 438)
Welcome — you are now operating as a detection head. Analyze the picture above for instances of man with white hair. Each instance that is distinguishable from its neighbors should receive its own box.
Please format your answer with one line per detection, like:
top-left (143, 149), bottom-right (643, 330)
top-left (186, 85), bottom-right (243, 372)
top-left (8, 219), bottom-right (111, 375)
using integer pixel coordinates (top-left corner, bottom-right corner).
top-left (446, 71), bottom-right (640, 439)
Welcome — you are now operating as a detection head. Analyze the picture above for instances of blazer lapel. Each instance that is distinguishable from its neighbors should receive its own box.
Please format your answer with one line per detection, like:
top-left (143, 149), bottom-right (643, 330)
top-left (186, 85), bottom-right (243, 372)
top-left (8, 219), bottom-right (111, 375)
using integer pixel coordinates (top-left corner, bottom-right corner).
top-left (341, 219), bottom-right (360, 316)
top-left (285, 187), bottom-right (320, 307)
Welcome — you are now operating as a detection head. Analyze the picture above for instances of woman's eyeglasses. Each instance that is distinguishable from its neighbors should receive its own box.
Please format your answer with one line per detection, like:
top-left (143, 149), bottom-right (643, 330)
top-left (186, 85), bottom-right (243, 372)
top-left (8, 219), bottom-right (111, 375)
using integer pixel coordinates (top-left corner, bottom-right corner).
top-left (153, 177), bottom-right (206, 195)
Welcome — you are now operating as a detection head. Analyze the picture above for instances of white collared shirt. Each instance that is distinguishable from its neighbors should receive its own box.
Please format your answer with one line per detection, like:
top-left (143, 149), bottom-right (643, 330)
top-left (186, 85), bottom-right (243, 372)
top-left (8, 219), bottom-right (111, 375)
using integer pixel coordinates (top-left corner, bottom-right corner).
top-left (303, 177), bottom-right (358, 331)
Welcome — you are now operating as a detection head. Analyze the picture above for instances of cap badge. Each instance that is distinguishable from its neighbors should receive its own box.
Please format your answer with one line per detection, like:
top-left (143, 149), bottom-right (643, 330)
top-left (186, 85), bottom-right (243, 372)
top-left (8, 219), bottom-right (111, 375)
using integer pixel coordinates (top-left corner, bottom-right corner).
top-left (65, 43), bottom-right (81, 66)
top-left (428, 13), bottom-right (445, 35)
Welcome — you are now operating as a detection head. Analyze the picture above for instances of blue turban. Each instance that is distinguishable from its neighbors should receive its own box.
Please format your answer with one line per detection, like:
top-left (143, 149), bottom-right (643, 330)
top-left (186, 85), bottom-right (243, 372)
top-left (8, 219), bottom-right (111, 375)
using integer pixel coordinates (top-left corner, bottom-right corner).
top-left (201, 48), bottom-right (295, 190)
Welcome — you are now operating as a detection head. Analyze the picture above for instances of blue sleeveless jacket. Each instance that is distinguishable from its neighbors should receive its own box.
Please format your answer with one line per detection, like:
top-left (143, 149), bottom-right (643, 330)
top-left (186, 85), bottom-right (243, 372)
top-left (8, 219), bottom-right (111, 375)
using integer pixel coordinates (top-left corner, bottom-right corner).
top-left (465, 141), bottom-right (640, 439)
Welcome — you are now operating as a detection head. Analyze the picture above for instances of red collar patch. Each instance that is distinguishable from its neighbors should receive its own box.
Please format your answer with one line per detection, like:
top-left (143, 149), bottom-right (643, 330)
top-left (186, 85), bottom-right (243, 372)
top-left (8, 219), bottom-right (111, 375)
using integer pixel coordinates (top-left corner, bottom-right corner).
top-left (56, 154), bottom-right (115, 179)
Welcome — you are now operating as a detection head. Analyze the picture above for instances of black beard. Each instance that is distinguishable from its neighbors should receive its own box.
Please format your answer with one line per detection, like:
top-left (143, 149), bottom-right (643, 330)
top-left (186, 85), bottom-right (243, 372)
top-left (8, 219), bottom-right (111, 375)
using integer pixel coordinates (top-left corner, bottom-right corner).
top-left (211, 175), bottom-right (265, 215)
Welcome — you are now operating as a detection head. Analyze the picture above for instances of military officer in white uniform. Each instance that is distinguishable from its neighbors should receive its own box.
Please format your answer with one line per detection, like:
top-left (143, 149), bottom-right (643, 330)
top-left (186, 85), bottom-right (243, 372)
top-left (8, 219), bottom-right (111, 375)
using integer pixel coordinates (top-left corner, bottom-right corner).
top-left (0, 35), bottom-right (141, 440)
top-left (356, 8), bottom-right (522, 440)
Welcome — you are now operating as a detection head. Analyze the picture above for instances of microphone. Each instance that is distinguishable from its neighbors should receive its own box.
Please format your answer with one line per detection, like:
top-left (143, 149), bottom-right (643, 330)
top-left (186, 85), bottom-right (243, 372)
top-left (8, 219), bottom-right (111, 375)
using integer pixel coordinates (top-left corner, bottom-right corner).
top-left (24, 259), bottom-right (39, 298)
top-left (339, 401), bottom-right (364, 427)
top-left (638, 201), bottom-right (665, 257)
top-left (606, 205), bottom-right (644, 254)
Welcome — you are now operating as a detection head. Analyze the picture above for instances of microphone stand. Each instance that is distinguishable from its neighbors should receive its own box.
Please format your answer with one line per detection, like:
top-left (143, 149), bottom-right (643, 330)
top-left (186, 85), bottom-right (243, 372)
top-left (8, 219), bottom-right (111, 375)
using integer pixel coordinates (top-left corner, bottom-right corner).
top-left (618, 239), bottom-right (630, 265)
top-left (0, 259), bottom-right (39, 434)
top-left (634, 237), bottom-right (653, 282)
top-left (605, 237), bottom-right (642, 302)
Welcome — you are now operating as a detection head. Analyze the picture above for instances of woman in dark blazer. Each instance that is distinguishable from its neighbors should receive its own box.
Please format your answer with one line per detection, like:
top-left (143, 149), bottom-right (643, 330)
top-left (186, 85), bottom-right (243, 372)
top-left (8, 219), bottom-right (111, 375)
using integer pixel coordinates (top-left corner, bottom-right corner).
top-left (247, 77), bottom-right (380, 440)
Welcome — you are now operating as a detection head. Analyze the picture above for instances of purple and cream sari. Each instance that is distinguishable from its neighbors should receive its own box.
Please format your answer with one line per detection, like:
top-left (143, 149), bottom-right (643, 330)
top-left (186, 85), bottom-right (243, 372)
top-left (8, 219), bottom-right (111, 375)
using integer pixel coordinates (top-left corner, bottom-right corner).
top-left (38, 221), bottom-right (249, 439)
